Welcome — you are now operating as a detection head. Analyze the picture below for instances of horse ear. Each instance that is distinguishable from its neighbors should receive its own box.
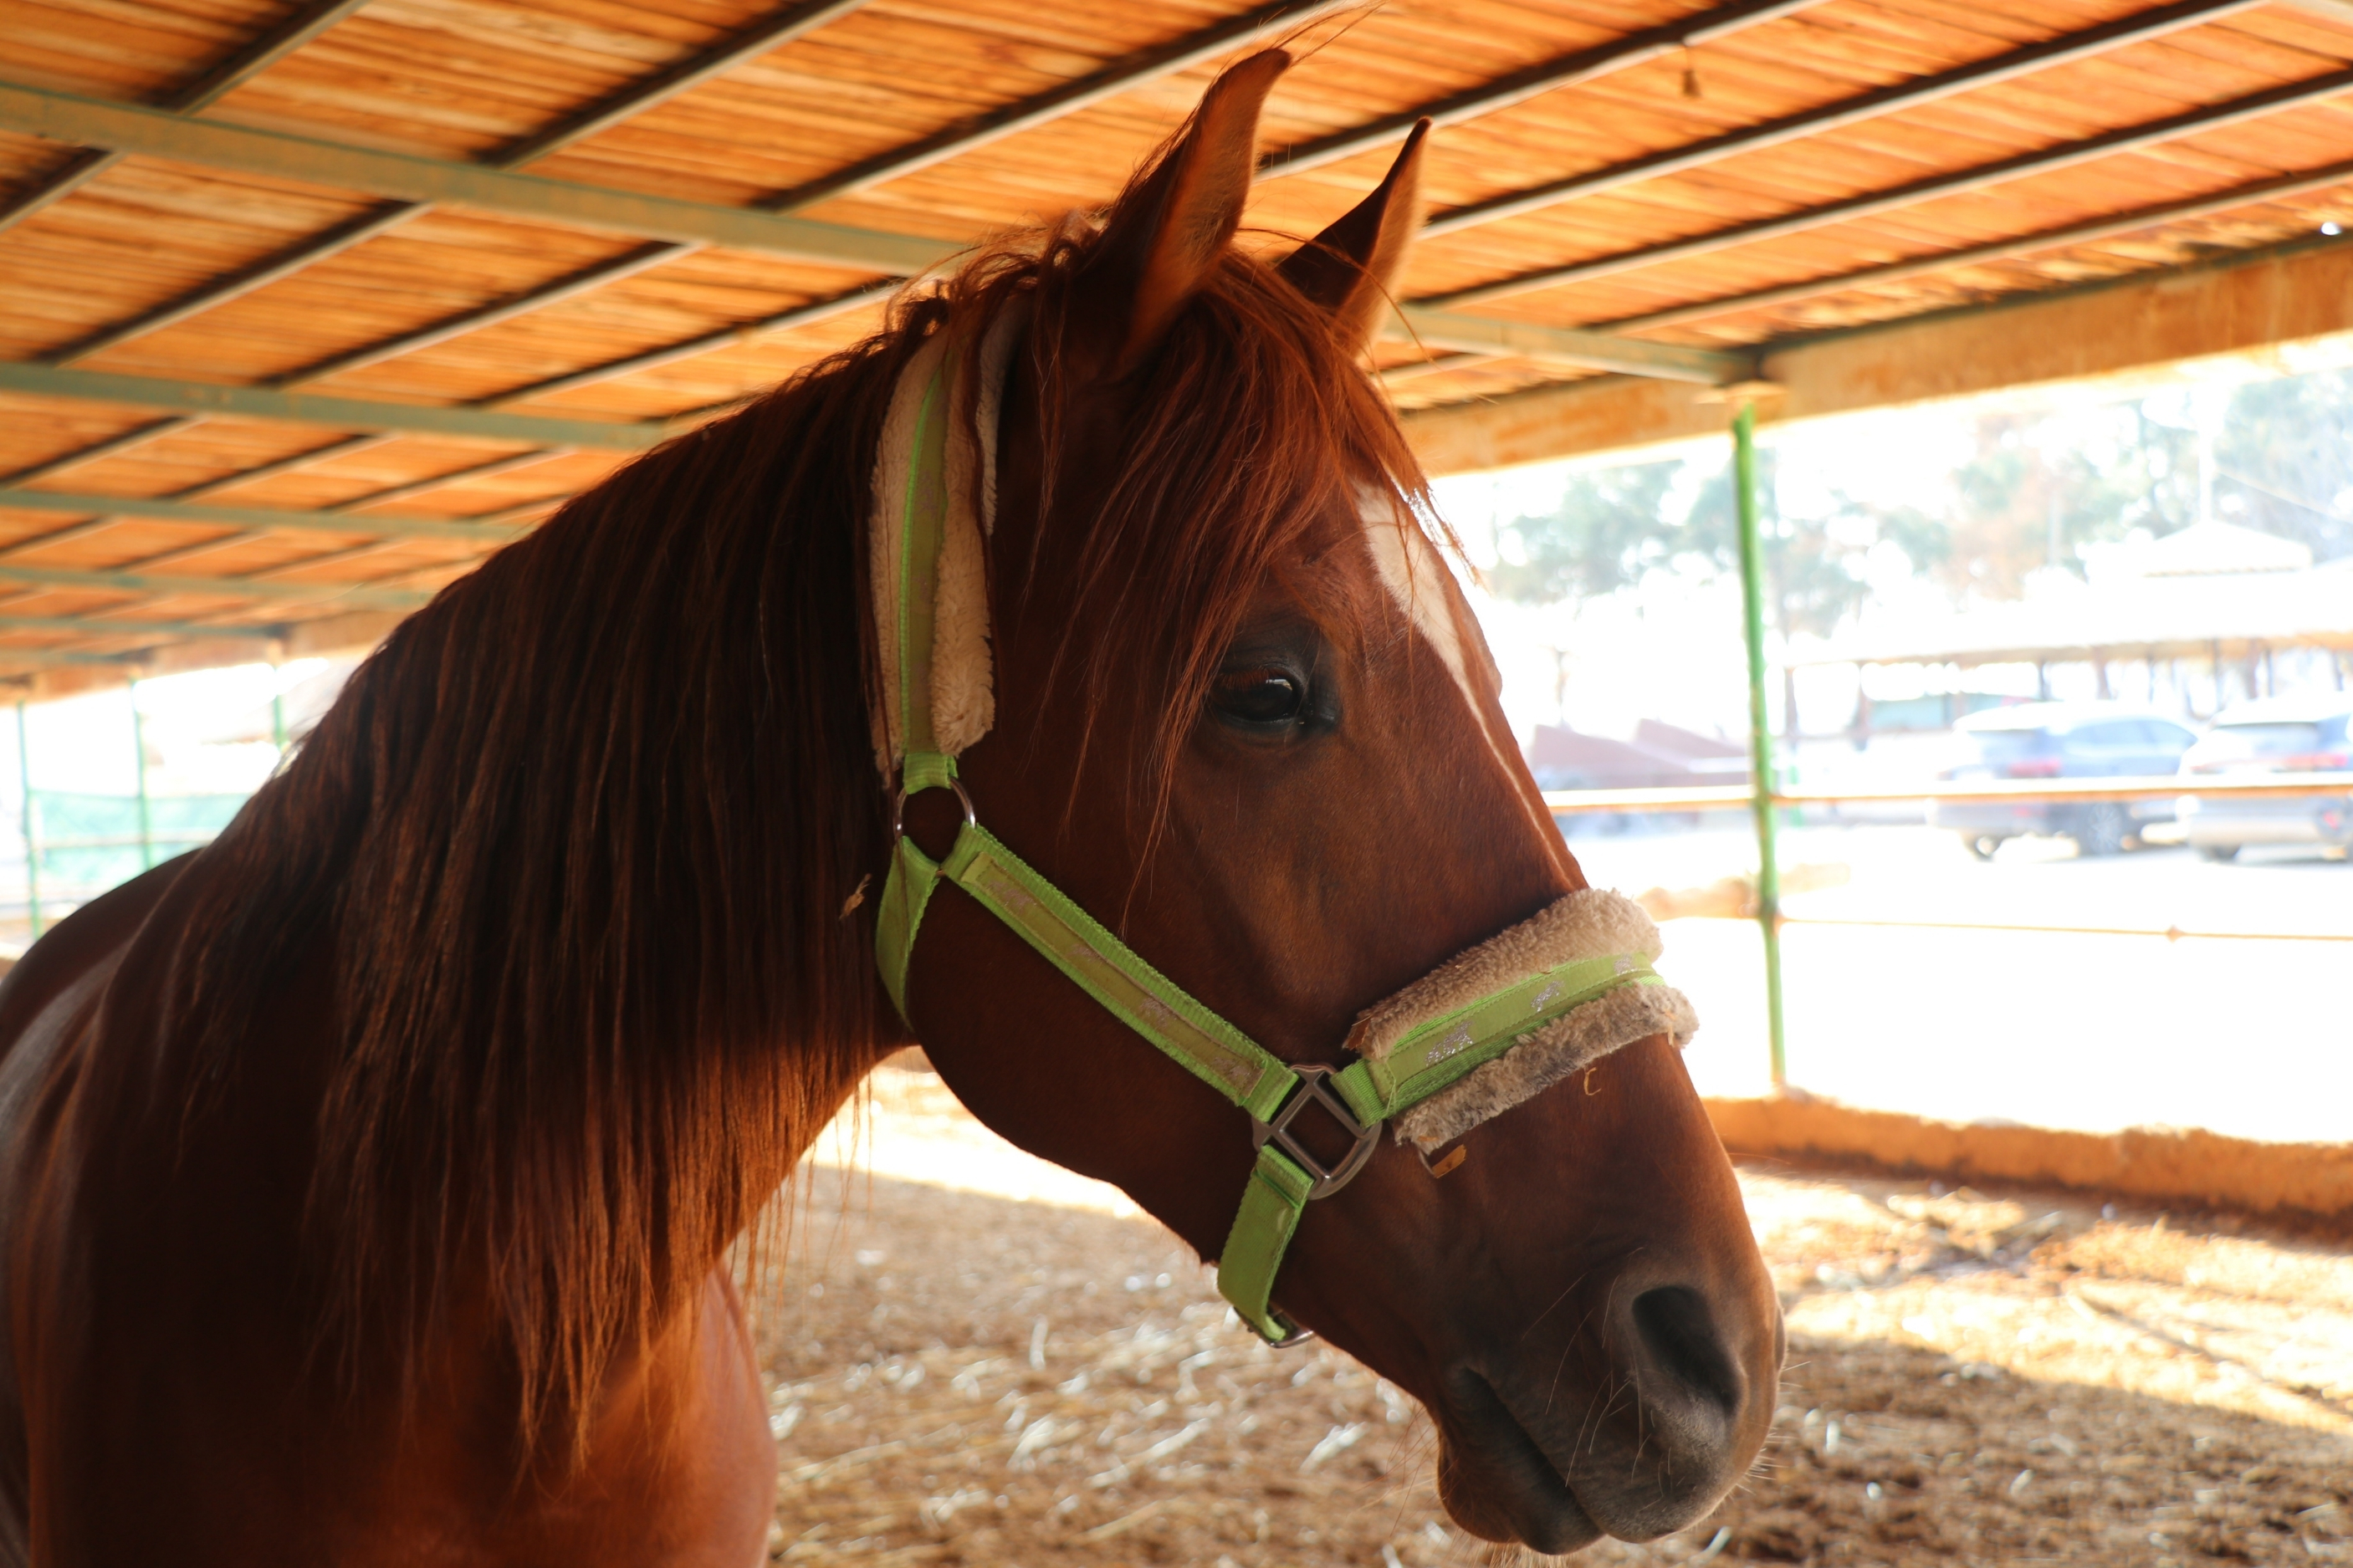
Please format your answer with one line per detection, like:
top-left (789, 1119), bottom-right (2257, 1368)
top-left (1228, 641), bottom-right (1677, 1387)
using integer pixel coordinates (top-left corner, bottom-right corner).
top-left (1085, 49), bottom-right (1289, 378)
top-left (1276, 119), bottom-right (1430, 358)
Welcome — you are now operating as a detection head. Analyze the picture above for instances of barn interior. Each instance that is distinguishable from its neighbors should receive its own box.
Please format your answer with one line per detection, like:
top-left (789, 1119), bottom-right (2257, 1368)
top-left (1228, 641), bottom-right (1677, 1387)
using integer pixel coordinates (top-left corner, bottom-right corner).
top-left (4, 0), bottom-right (2352, 1561)
top-left (9, 0), bottom-right (2353, 689)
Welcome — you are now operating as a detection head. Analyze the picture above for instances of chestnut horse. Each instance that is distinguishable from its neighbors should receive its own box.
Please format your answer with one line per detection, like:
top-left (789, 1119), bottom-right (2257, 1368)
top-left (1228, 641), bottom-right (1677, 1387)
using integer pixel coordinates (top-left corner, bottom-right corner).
top-left (0, 54), bottom-right (1777, 1565)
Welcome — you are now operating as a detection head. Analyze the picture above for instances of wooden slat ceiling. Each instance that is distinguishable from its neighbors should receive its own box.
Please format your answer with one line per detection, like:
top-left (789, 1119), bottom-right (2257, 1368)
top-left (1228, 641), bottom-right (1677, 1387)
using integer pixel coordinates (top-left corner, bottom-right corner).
top-left (3, 0), bottom-right (2353, 679)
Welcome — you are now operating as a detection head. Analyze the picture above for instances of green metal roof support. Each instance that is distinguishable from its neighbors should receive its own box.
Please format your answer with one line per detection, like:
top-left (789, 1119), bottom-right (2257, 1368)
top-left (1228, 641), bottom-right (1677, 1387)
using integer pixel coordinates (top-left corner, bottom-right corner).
top-left (1391, 305), bottom-right (1751, 386)
top-left (15, 699), bottom-right (39, 940)
top-left (0, 364), bottom-right (671, 450)
top-left (130, 679), bottom-right (153, 872)
top-left (0, 560), bottom-right (429, 610)
top-left (0, 613), bottom-right (281, 640)
top-left (0, 80), bottom-right (957, 274)
top-left (0, 78), bottom-right (1751, 391)
top-left (0, 0), bottom-right (376, 239)
top-left (0, 487), bottom-right (533, 544)
top-left (1732, 401), bottom-right (1787, 1090)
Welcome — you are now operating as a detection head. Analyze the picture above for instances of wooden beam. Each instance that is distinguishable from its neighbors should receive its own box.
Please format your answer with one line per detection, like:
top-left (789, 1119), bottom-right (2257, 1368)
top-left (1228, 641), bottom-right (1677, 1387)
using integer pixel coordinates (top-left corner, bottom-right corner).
top-left (785, 0), bottom-right (1358, 208)
top-left (0, 82), bottom-right (1719, 406)
top-left (0, 612), bottom-right (279, 640)
top-left (1419, 0), bottom-right (2266, 240)
top-left (0, 610), bottom-right (417, 691)
top-left (1597, 157), bottom-right (2353, 335)
top-left (2280, 0), bottom-right (2353, 24)
top-left (0, 487), bottom-right (532, 544)
top-left (1392, 307), bottom-right (1750, 385)
top-left (1259, 0), bottom-right (1817, 180)
top-left (492, 284), bottom-right (889, 405)
top-left (0, 81), bottom-right (954, 275)
top-left (0, 365), bottom-right (670, 449)
top-left (0, 0), bottom-right (374, 237)
top-left (1400, 237), bottom-right (2353, 472)
top-left (18, 0), bottom-right (1341, 490)
top-left (495, 0), bottom-right (875, 168)
top-left (285, 609), bottom-right (407, 659)
top-left (1399, 375), bottom-right (1714, 476)
top-left (0, 646), bottom-right (255, 697)
top-left (0, 561), bottom-right (429, 610)
top-left (46, 0), bottom-right (884, 366)
top-left (47, 0), bottom-right (1326, 375)
top-left (1429, 65), bottom-right (2353, 309)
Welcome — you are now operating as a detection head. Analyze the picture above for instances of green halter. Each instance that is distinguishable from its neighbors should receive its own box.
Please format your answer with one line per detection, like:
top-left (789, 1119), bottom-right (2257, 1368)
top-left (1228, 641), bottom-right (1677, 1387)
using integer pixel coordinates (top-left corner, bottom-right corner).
top-left (872, 350), bottom-right (1670, 1343)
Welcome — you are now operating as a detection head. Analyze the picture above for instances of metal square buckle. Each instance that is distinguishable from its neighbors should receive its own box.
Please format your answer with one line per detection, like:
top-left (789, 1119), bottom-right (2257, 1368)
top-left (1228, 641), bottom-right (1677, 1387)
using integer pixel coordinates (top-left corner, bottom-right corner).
top-left (1251, 1064), bottom-right (1381, 1200)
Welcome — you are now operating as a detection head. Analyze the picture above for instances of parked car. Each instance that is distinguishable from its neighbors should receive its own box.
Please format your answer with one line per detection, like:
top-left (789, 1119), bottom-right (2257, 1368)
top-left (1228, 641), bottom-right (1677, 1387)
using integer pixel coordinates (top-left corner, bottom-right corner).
top-left (2175, 696), bottom-right (2353, 861)
top-left (1929, 702), bottom-right (2199, 859)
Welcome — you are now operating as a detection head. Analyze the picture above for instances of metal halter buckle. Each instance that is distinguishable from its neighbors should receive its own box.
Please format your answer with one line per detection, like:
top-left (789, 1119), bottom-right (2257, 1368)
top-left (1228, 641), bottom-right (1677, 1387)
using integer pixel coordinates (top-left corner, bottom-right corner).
top-left (1251, 1064), bottom-right (1381, 1201)
top-left (1259, 1312), bottom-right (1318, 1351)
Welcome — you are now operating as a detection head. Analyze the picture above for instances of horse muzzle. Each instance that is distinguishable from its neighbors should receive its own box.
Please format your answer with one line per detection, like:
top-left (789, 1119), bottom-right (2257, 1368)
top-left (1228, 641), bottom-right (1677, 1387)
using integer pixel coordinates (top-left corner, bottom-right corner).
top-left (1430, 1263), bottom-right (1783, 1552)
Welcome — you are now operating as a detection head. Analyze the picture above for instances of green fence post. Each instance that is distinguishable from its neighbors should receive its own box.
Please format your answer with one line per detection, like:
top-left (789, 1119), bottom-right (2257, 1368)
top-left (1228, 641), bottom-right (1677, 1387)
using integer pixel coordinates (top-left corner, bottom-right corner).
top-left (130, 679), bottom-right (154, 872)
top-left (1732, 403), bottom-right (1788, 1091)
top-left (15, 699), bottom-right (38, 941)
top-left (269, 641), bottom-right (289, 760)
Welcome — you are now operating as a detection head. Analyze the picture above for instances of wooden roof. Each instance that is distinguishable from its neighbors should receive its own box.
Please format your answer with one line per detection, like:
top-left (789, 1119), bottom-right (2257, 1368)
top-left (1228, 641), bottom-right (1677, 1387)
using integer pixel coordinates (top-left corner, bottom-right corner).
top-left (4, 0), bottom-right (2353, 685)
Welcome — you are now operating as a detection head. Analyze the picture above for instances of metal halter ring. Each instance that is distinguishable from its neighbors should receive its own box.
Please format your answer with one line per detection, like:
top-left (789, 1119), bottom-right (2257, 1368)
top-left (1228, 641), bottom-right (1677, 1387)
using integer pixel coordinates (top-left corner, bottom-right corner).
top-left (1251, 1064), bottom-right (1382, 1201)
top-left (890, 776), bottom-right (976, 839)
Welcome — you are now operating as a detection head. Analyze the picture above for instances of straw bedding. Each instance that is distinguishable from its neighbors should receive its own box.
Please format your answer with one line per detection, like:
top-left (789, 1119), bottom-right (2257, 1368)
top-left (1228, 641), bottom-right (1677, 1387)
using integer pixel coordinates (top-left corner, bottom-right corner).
top-left (749, 1065), bottom-right (2353, 1565)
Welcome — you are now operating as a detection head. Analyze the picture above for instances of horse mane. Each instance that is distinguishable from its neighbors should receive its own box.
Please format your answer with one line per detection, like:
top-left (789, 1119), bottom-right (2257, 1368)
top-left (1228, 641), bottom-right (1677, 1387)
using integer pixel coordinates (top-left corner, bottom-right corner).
top-left (149, 127), bottom-right (1430, 1455)
top-left (163, 323), bottom-right (918, 1441)
top-left (1018, 227), bottom-right (1438, 832)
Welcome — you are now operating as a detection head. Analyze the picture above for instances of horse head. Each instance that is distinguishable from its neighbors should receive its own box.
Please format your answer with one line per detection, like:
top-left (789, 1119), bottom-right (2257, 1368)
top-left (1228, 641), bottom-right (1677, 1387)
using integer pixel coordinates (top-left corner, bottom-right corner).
top-left (882, 51), bottom-right (1780, 1555)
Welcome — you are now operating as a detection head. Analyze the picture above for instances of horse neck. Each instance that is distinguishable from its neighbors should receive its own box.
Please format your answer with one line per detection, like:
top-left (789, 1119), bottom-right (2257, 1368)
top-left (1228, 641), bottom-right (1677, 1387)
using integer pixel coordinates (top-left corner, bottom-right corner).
top-left (139, 349), bottom-right (915, 1423)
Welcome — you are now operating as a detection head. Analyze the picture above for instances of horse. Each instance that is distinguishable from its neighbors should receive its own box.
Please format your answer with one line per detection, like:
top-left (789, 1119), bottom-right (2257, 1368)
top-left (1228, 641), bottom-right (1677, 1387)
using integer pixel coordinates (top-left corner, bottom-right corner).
top-left (0, 51), bottom-right (1778, 1565)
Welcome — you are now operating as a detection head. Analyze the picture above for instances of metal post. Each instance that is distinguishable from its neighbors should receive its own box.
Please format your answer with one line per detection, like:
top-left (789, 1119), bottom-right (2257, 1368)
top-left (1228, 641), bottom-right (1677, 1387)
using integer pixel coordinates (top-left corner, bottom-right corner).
top-left (15, 700), bottom-right (38, 941)
top-left (1732, 404), bottom-right (1787, 1090)
top-left (130, 681), bottom-right (154, 872)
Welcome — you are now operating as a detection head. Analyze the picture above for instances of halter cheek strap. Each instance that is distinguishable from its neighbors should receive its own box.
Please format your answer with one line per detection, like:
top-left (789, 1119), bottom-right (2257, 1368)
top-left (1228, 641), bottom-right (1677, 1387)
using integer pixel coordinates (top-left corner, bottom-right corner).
top-left (871, 339), bottom-right (1696, 1344)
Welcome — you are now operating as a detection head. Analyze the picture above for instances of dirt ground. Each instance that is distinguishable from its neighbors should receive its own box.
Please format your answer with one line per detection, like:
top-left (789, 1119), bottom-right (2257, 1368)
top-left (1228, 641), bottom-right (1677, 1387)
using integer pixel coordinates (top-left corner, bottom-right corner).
top-left (751, 1066), bottom-right (2353, 1566)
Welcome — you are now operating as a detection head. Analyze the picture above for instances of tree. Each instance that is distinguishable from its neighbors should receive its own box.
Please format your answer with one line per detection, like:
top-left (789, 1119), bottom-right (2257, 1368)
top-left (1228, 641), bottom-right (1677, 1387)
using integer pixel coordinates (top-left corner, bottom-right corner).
top-left (1486, 362), bottom-right (2353, 649)
top-left (1493, 451), bottom-right (1894, 738)
top-left (1485, 460), bottom-right (1685, 605)
top-left (1933, 411), bottom-right (2152, 596)
top-left (1684, 452), bottom-right (1873, 642)
top-left (2214, 370), bottom-right (2353, 562)
top-left (1492, 451), bottom-right (1885, 643)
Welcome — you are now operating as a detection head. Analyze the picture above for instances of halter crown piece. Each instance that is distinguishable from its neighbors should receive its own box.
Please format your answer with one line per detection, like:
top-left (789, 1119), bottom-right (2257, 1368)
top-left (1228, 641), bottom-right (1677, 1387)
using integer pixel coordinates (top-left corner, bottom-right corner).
top-left (869, 314), bottom-right (1699, 1344)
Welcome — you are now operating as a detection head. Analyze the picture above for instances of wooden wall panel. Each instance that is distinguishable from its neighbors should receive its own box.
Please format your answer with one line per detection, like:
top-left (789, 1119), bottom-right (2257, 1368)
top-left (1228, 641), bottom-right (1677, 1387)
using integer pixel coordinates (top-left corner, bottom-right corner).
top-left (1399, 234), bottom-right (2353, 472)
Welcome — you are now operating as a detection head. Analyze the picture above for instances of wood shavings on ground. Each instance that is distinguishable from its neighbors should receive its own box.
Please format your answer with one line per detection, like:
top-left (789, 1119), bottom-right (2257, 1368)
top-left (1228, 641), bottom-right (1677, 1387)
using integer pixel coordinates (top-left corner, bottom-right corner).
top-left (750, 1066), bottom-right (2351, 1565)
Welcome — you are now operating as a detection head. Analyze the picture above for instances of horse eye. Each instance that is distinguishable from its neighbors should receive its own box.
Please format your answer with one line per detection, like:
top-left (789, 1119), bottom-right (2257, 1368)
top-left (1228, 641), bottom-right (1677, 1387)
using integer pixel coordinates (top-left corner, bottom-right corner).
top-left (1211, 667), bottom-right (1307, 727)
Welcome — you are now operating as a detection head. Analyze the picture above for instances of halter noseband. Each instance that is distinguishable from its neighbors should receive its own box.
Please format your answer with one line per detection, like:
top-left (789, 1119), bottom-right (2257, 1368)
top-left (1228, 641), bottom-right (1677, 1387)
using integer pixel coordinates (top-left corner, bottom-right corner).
top-left (870, 331), bottom-right (1694, 1345)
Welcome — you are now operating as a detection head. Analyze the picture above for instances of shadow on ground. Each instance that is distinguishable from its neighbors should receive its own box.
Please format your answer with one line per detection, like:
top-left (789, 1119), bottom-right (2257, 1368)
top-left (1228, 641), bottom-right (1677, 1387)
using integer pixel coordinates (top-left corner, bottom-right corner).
top-left (750, 1138), bottom-right (2352, 1566)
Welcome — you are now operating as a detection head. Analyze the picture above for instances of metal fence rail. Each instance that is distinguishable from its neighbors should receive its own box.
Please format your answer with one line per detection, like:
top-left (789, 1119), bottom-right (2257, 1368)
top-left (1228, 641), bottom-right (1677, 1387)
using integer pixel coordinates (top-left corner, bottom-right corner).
top-left (1540, 765), bottom-right (2353, 1087)
top-left (1541, 774), bottom-right (2353, 814)
top-left (1778, 916), bottom-right (2353, 943)
top-left (10, 673), bottom-right (287, 938)
top-left (1570, 392), bottom-right (2346, 1096)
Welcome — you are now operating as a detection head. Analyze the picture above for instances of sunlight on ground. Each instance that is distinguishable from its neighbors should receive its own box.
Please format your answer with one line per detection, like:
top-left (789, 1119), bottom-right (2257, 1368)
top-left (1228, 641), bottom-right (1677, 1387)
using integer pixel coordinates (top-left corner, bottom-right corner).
top-left (821, 1069), bottom-right (2353, 1438)
top-left (808, 1069), bottom-right (1141, 1221)
top-left (769, 1066), bottom-right (2353, 1565)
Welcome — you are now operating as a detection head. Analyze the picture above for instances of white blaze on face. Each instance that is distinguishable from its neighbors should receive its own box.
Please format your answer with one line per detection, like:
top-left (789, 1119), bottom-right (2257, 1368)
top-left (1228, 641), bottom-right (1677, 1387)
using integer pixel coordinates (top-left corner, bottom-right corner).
top-left (1359, 493), bottom-right (1546, 827)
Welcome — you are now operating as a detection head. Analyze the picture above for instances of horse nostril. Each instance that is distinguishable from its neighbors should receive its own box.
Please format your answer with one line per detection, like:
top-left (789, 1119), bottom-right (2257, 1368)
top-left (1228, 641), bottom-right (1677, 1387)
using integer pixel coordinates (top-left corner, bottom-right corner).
top-left (1629, 1285), bottom-right (1744, 1416)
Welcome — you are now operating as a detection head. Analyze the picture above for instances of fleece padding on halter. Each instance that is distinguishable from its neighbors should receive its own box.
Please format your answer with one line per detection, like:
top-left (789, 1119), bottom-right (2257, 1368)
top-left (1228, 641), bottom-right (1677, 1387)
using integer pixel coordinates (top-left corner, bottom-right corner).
top-left (867, 309), bottom-right (1696, 1345)
top-left (867, 303), bottom-right (1028, 776)
top-left (1343, 889), bottom-right (1698, 1152)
